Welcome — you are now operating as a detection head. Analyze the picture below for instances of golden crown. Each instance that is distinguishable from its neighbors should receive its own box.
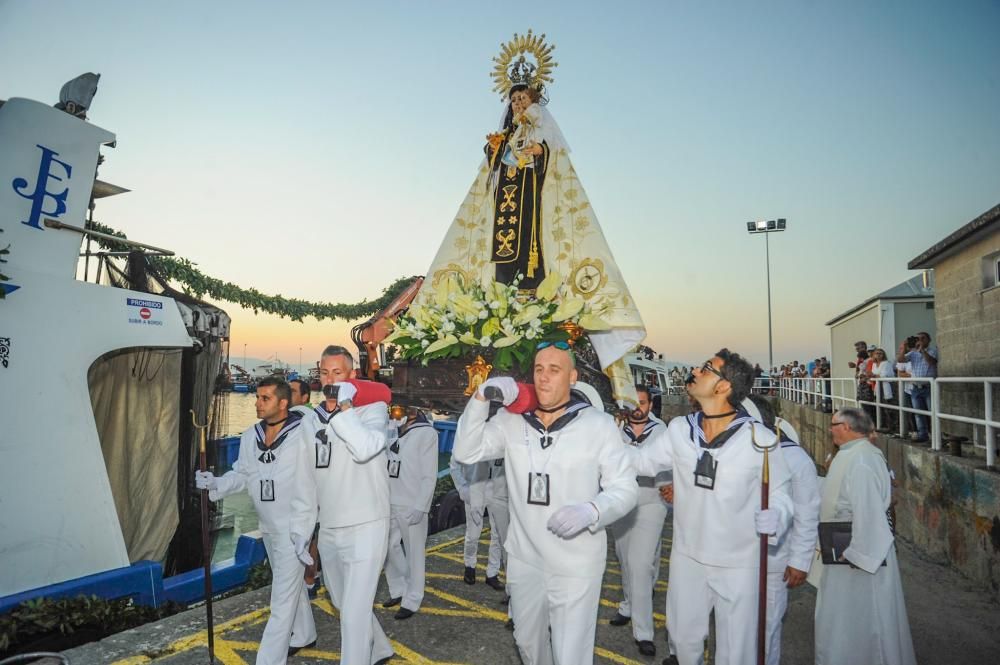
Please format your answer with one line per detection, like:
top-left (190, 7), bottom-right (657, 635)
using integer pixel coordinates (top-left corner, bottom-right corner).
top-left (491, 30), bottom-right (557, 100)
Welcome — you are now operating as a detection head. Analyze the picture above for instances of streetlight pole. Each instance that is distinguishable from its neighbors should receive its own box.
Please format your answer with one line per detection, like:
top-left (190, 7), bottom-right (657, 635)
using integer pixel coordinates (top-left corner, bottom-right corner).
top-left (243, 343), bottom-right (247, 369)
top-left (299, 347), bottom-right (303, 376)
top-left (746, 219), bottom-right (786, 373)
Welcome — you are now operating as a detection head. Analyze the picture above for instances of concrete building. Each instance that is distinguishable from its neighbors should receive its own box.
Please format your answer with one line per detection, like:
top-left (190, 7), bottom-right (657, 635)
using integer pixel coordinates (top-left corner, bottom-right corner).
top-left (909, 202), bottom-right (1000, 455)
top-left (825, 274), bottom-right (935, 402)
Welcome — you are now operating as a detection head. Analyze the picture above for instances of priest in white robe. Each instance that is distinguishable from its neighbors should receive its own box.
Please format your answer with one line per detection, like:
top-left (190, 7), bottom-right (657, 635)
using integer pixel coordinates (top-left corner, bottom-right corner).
top-left (812, 408), bottom-right (916, 665)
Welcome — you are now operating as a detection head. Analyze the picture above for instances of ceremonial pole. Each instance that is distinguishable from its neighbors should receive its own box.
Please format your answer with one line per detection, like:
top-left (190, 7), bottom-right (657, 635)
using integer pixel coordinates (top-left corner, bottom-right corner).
top-left (191, 410), bottom-right (216, 663)
top-left (757, 444), bottom-right (770, 665)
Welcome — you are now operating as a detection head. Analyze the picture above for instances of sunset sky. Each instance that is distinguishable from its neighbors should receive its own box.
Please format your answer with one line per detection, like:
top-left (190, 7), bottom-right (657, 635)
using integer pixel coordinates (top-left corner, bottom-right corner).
top-left (3, 0), bottom-right (999, 367)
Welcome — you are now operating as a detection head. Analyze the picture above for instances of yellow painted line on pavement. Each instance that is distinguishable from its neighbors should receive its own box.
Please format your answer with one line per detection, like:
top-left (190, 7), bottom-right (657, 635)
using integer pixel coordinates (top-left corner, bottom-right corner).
top-left (594, 645), bottom-right (646, 665)
top-left (421, 585), bottom-right (509, 621)
top-left (426, 534), bottom-right (466, 553)
top-left (425, 572), bottom-right (465, 580)
top-left (109, 657), bottom-right (151, 665)
top-left (416, 607), bottom-right (483, 618)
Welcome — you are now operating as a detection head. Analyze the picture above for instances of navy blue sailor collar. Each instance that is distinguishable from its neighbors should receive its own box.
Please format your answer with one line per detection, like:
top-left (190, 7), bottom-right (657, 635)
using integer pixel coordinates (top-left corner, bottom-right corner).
top-left (522, 396), bottom-right (591, 448)
top-left (254, 410), bottom-right (304, 462)
top-left (686, 408), bottom-right (754, 450)
top-left (623, 418), bottom-right (662, 445)
top-left (398, 411), bottom-right (432, 438)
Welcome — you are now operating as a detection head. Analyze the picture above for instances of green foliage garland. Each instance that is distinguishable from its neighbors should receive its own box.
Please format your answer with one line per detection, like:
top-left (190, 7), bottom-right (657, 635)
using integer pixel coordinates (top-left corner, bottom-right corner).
top-left (84, 221), bottom-right (417, 321)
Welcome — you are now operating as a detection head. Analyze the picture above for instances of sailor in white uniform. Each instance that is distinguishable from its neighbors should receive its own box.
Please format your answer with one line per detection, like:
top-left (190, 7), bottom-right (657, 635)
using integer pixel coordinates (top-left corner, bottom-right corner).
top-left (746, 396), bottom-right (820, 665)
top-left (196, 377), bottom-right (317, 665)
top-left (454, 342), bottom-right (638, 665)
top-left (291, 346), bottom-right (394, 665)
top-left (449, 455), bottom-right (509, 589)
top-left (631, 350), bottom-right (794, 665)
top-left (608, 384), bottom-right (671, 658)
top-left (381, 408), bottom-right (439, 619)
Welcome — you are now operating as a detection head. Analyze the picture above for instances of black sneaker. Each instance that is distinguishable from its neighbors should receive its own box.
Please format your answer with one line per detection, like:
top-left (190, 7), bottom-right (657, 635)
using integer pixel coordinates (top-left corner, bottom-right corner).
top-left (463, 566), bottom-right (476, 584)
top-left (609, 612), bottom-right (631, 626)
top-left (637, 640), bottom-right (656, 656)
top-left (485, 575), bottom-right (504, 591)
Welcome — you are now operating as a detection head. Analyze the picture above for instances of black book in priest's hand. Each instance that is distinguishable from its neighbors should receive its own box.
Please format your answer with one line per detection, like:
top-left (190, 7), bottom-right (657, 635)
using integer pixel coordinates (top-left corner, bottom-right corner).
top-left (818, 521), bottom-right (887, 566)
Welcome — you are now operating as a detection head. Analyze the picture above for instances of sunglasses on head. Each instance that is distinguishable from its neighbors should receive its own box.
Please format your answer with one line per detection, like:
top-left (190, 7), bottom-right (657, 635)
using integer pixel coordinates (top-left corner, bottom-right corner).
top-left (536, 341), bottom-right (571, 350)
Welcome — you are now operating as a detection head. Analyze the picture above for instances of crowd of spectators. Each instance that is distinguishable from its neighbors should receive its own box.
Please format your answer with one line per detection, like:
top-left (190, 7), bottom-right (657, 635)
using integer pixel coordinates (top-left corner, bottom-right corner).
top-left (755, 332), bottom-right (938, 441)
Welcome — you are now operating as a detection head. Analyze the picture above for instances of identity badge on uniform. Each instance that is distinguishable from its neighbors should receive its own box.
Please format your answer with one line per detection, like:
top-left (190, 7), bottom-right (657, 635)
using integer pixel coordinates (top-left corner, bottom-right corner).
top-left (387, 459), bottom-right (401, 478)
top-left (527, 472), bottom-right (550, 506)
top-left (260, 479), bottom-right (275, 502)
top-left (694, 452), bottom-right (718, 490)
top-left (315, 431), bottom-right (331, 468)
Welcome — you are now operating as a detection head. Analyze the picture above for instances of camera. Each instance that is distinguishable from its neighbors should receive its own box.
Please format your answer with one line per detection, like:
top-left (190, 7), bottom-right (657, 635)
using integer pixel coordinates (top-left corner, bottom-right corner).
top-left (906, 336), bottom-right (918, 349)
top-left (322, 383), bottom-right (339, 401)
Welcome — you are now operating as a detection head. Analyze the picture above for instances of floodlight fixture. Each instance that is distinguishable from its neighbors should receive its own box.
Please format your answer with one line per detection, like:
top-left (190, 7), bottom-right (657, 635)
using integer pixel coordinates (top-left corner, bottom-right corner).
top-left (743, 217), bottom-right (790, 371)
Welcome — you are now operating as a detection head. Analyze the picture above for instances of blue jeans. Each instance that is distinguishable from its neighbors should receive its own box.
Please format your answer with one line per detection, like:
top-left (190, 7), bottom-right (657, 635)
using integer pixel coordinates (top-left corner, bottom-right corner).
top-left (910, 384), bottom-right (930, 438)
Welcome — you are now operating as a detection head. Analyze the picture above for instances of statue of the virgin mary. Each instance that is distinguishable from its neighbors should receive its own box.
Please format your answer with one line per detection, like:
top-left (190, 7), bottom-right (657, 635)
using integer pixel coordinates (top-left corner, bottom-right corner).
top-left (417, 31), bottom-right (646, 404)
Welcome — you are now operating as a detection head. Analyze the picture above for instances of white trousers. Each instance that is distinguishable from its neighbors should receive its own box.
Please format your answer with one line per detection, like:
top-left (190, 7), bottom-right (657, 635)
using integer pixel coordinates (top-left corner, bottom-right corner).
top-left (257, 532), bottom-right (317, 665)
top-left (507, 554), bottom-right (603, 665)
top-left (384, 509), bottom-right (429, 611)
top-left (764, 569), bottom-right (787, 665)
top-left (317, 519), bottom-right (394, 665)
top-left (667, 551), bottom-right (758, 665)
top-left (610, 500), bottom-right (668, 641)
top-left (463, 502), bottom-right (508, 577)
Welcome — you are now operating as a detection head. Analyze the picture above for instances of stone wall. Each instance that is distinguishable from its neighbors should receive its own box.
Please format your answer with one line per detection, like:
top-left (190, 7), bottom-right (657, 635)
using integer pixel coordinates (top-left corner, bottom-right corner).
top-left (775, 397), bottom-right (1000, 602)
top-left (929, 228), bottom-right (1000, 443)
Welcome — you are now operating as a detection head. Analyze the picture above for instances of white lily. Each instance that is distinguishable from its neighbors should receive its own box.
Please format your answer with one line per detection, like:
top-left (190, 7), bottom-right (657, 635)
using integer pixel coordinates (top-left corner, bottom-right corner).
top-left (425, 334), bottom-right (458, 354)
top-left (551, 297), bottom-right (585, 322)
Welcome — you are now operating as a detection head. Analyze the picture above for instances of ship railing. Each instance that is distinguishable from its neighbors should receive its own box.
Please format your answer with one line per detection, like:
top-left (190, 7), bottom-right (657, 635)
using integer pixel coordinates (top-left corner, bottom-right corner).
top-left (752, 376), bottom-right (1000, 468)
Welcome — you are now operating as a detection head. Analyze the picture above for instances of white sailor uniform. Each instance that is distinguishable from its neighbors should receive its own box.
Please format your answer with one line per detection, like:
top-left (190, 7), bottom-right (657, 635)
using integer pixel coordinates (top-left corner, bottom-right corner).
top-left (293, 402), bottom-right (394, 665)
top-left (632, 412), bottom-right (794, 665)
top-left (209, 412), bottom-right (316, 665)
top-left (610, 418), bottom-right (671, 643)
top-left (455, 397), bottom-right (638, 665)
top-left (384, 413), bottom-right (439, 611)
top-left (449, 457), bottom-right (508, 577)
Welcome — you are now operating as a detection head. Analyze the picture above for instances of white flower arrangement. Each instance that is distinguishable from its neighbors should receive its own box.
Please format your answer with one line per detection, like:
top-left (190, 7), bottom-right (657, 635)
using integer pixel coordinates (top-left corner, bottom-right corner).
top-left (383, 271), bottom-right (611, 370)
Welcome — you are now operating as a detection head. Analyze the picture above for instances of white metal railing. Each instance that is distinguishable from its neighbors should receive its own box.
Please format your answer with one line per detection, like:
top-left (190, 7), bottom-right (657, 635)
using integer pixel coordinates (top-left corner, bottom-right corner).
top-left (752, 376), bottom-right (1000, 468)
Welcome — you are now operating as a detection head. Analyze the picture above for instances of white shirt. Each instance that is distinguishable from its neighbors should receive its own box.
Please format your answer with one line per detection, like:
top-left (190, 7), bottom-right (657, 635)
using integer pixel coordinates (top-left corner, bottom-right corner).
top-left (454, 398), bottom-right (638, 577)
top-left (211, 414), bottom-right (310, 535)
top-left (388, 419), bottom-right (439, 513)
top-left (632, 416), bottom-right (794, 568)
top-left (293, 402), bottom-right (390, 535)
top-left (767, 441), bottom-right (820, 573)
top-left (619, 419), bottom-right (672, 505)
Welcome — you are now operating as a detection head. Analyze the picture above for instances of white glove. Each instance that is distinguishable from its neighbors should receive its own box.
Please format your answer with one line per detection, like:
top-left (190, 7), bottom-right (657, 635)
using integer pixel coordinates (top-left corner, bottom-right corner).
top-left (477, 376), bottom-right (518, 406)
top-left (390, 417), bottom-right (406, 428)
top-left (291, 533), bottom-right (314, 566)
top-left (458, 486), bottom-right (470, 503)
top-left (755, 508), bottom-right (779, 536)
top-left (408, 509), bottom-right (425, 525)
top-left (195, 471), bottom-right (218, 491)
top-left (332, 381), bottom-right (357, 403)
top-left (546, 502), bottom-right (599, 538)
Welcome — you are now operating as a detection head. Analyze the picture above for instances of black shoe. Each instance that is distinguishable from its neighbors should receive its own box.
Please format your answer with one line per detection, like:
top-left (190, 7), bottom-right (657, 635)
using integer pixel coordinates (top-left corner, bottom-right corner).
top-left (394, 607), bottom-right (415, 620)
top-left (463, 566), bottom-right (476, 584)
top-left (288, 639), bottom-right (316, 656)
top-left (662, 656), bottom-right (679, 665)
top-left (609, 612), bottom-right (631, 626)
top-left (485, 575), bottom-right (504, 591)
top-left (637, 640), bottom-right (656, 656)
top-left (381, 596), bottom-right (402, 608)
top-left (505, 618), bottom-right (515, 631)
top-left (502, 594), bottom-right (510, 605)
top-left (374, 657), bottom-right (394, 665)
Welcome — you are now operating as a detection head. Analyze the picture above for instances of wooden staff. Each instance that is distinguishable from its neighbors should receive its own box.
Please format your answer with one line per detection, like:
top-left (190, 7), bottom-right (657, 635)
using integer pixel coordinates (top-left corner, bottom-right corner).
top-left (757, 443), bottom-right (770, 665)
top-left (191, 409), bottom-right (215, 663)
